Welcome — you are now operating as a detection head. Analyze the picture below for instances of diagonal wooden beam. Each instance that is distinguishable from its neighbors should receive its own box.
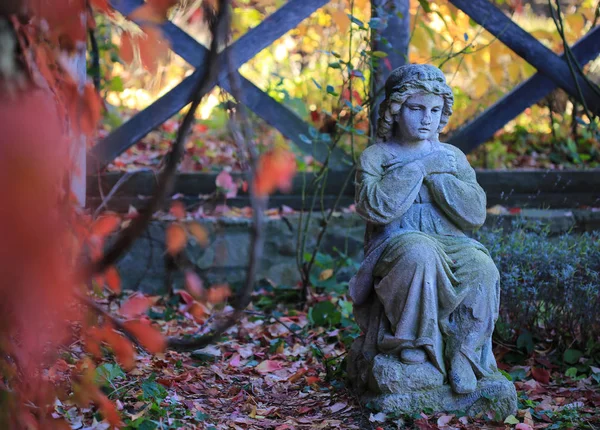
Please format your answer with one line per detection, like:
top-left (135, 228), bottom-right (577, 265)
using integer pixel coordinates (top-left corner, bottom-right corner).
top-left (89, 0), bottom-right (330, 172)
top-left (131, 1), bottom-right (350, 168)
top-left (449, 26), bottom-right (600, 153)
top-left (448, 0), bottom-right (600, 116)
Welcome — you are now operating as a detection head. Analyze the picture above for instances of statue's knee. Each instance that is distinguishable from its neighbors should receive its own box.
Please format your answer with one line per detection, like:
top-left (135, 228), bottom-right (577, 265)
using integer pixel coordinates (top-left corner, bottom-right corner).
top-left (475, 254), bottom-right (499, 287)
top-left (399, 241), bottom-right (438, 268)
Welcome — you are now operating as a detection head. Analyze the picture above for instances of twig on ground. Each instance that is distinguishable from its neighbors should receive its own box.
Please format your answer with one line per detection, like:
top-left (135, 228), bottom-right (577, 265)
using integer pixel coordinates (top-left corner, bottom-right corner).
top-left (244, 310), bottom-right (307, 346)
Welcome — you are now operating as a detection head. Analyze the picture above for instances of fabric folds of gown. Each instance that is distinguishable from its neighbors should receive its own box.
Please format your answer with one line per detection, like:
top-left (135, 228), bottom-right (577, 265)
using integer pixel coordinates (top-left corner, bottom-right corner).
top-left (349, 141), bottom-right (500, 378)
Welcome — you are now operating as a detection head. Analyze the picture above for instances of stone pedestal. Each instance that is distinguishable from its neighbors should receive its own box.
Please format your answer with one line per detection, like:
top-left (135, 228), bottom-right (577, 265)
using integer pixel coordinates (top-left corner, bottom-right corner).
top-left (350, 352), bottom-right (517, 419)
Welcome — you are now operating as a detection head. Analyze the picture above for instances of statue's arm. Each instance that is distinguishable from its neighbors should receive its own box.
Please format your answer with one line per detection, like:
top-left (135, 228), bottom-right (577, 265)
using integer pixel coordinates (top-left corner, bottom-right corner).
top-left (425, 146), bottom-right (487, 230)
top-left (355, 146), bottom-right (424, 225)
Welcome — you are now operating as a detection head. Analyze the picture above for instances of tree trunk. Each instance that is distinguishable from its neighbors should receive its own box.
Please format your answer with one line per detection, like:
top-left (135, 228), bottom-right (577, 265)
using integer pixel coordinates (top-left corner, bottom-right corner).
top-left (370, 0), bottom-right (410, 136)
top-left (65, 49), bottom-right (87, 207)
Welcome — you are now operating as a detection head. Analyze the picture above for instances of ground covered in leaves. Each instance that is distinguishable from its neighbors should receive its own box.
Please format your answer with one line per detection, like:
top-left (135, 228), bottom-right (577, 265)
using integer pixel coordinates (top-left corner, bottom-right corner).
top-left (51, 288), bottom-right (600, 430)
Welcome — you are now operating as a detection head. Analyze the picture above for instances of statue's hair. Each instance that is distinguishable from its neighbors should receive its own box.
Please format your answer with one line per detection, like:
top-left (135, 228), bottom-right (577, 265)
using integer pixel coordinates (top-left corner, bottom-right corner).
top-left (376, 64), bottom-right (454, 141)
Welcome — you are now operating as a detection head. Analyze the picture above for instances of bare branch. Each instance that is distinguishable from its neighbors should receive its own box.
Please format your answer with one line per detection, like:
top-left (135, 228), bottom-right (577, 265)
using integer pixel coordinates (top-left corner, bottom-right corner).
top-left (87, 0), bottom-right (231, 278)
top-left (77, 292), bottom-right (142, 349)
top-left (167, 9), bottom-right (266, 351)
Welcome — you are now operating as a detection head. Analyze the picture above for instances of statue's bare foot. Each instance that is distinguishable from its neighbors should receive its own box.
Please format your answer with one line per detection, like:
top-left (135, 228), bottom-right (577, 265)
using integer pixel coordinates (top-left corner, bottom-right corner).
top-left (400, 348), bottom-right (427, 364)
top-left (449, 354), bottom-right (477, 394)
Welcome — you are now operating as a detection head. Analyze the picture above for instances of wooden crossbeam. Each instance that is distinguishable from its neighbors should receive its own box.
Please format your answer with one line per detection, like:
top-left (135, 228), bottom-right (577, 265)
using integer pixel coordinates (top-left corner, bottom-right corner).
top-left (89, 0), bottom-right (331, 172)
top-left (449, 26), bottom-right (600, 153)
top-left (141, 4), bottom-right (351, 168)
top-left (448, 0), bottom-right (600, 116)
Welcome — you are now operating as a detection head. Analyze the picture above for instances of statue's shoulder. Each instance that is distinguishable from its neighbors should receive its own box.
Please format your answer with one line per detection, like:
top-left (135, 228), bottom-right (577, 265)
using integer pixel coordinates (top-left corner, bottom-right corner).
top-left (439, 142), bottom-right (470, 164)
top-left (439, 142), bottom-right (465, 156)
top-left (358, 142), bottom-right (395, 170)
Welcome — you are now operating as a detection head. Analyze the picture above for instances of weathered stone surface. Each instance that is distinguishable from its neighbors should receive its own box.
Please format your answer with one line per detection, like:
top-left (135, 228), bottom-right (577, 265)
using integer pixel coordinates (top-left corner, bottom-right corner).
top-left (347, 64), bottom-right (518, 418)
top-left (114, 210), bottom-right (597, 295)
top-left (115, 214), bottom-right (365, 294)
top-left (364, 373), bottom-right (517, 418)
top-left (369, 354), bottom-right (444, 393)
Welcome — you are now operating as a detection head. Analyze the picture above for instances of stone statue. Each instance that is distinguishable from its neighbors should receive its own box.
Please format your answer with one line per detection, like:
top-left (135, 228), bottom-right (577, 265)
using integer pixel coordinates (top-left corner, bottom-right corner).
top-left (347, 64), bottom-right (517, 417)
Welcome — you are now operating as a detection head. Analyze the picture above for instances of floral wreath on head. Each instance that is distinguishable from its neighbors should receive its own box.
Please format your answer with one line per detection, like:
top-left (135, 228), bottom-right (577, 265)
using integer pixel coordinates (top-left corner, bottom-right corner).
top-left (376, 64), bottom-right (454, 141)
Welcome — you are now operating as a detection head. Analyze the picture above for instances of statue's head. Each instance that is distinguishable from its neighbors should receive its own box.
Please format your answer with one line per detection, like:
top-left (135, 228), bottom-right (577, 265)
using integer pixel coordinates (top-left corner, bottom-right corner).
top-left (377, 64), bottom-right (454, 141)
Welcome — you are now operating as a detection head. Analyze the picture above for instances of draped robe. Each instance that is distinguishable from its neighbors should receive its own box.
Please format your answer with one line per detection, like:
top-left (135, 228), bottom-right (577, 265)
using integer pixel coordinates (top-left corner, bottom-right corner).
top-left (349, 141), bottom-right (500, 378)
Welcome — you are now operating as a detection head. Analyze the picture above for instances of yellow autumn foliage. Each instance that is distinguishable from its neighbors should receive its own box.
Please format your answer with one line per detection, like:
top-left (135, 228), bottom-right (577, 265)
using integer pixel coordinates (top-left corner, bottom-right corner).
top-left (104, 0), bottom-right (597, 143)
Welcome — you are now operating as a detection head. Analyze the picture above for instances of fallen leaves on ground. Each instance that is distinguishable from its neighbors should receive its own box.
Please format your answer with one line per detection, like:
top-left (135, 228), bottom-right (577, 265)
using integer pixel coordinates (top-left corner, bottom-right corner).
top-left (49, 289), bottom-right (600, 430)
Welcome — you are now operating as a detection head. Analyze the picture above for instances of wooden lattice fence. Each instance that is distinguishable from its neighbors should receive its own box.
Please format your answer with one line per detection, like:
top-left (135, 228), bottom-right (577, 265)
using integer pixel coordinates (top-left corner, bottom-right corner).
top-left (88, 0), bottom-right (600, 207)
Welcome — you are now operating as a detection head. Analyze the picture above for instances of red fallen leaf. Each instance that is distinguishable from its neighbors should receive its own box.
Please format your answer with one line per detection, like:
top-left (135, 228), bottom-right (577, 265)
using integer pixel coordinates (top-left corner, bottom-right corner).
top-left (206, 284), bottom-right (231, 304)
top-left (124, 320), bottom-right (166, 353)
top-left (532, 367), bottom-right (551, 384)
top-left (177, 289), bottom-right (195, 305)
top-left (157, 377), bottom-right (173, 387)
top-left (119, 32), bottom-right (134, 64)
top-left (120, 294), bottom-right (156, 318)
top-left (516, 424), bottom-right (533, 430)
top-left (305, 376), bottom-right (319, 385)
top-left (166, 223), bottom-right (187, 255)
top-left (184, 270), bottom-right (204, 299)
top-left (105, 266), bottom-right (121, 294)
top-left (161, 119), bottom-right (178, 133)
top-left (288, 367), bottom-right (308, 383)
top-left (188, 301), bottom-right (208, 323)
top-left (170, 201), bottom-right (186, 220)
top-left (255, 360), bottom-right (285, 373)
top-left (92, 214), bottom-right (120, 237)
top-left (195, 123), bottom-right (209, 133)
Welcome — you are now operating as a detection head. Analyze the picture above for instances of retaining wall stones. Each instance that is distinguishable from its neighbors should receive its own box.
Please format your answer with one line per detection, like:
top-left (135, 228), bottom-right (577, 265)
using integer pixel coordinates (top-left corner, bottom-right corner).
top-left (117, 209), bottom-right (600, 295)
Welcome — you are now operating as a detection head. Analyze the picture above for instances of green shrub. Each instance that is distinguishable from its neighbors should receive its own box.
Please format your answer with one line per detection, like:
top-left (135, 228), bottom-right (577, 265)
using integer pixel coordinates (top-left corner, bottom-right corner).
top-left (475, 225), bottom-right (600, 355)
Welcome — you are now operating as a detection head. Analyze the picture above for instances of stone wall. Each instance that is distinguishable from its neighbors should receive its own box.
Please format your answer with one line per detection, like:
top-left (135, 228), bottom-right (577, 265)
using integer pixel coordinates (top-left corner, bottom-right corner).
top-left (117, 209), bottom-right (600, 295)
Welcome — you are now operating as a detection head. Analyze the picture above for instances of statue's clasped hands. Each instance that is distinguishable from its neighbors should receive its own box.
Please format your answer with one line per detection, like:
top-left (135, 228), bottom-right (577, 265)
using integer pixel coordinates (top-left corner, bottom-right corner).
top-left (417, 148), bottom-right (457, 176)
top-left (383, 148), bottom-right (457, 178)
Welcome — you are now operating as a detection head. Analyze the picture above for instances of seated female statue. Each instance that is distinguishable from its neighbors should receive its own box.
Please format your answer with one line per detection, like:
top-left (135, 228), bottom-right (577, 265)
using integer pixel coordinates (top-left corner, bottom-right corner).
top-left (349, 64), bottom-right (500, 395)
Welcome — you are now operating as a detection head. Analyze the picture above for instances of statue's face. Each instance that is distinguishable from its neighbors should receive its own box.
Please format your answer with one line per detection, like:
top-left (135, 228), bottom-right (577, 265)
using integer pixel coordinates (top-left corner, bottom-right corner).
top-left (395, 92), bottom-right (444, 143)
